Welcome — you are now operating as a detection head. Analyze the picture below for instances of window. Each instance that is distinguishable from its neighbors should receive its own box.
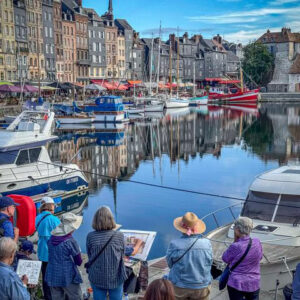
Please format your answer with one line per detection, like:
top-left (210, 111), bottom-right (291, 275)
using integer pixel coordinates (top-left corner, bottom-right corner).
top-left (16, 149), bottom-right (30, 165)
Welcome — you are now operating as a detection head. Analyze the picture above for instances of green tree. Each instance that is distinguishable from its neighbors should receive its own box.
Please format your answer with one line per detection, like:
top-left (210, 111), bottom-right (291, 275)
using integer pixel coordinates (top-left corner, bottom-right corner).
top-left (242, 42), bottom-right (275, 87)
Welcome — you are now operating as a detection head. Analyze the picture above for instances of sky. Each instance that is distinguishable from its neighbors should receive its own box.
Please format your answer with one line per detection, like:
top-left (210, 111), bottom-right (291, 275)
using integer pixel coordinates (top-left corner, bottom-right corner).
top-left (83, 0), bottom-right (300, 44)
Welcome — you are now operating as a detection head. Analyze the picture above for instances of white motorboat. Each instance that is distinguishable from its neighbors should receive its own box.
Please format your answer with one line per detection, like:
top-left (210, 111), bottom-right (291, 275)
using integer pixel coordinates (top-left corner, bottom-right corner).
top-left (128, 100), bottom-right (164, 114)
top-left (0, 145), bottom-right (88, 197)
top-left (0, 110), bottom-right (57, 152)
top-left (164, 98), bottom-right (189, 109)
top-left (206, 165), bottom-right (300, 292)
top-left (56, 113), bottom-right (95, 124)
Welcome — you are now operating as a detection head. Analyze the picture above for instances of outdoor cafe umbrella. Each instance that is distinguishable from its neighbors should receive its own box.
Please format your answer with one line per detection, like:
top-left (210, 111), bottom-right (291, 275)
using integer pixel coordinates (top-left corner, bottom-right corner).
top-left (20, 84), bottom-right (39, 93)
top-left (0, 81), bottom-right (13, 86)
top-left (85, 83), bottom-right (106, 91)
top-left (0, 85), bottom-right (22, 92)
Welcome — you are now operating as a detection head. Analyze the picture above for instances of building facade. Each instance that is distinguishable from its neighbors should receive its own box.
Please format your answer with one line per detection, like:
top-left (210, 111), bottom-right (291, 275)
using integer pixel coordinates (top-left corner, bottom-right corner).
top-left (1, 0), bottom-right (17, 81)
top-left (86, 8), bottom-right (106, 80)
top-left (26, 0), bottom-right (46, 81)
top-left (13, 0), bottom-right (28, 81)
top-left (74, 7), bottom-right (89, 85)
top-left (53, 0), bottom-right (63, 82)
top-left (117, 33), bottom-right (125, 79)
top-left (61, 8), bottom-right (76, 83)
top-left (42, 0), bottom-right (56, 81)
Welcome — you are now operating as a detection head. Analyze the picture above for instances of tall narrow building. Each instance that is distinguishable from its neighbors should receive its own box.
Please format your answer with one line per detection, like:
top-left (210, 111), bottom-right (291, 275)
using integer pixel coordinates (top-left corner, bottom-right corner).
top-left (61, 2), bottom-right (76, 83)
top-left (1, 0), bottom-right (17, 81)
top-left (26, 0), bottom-right (46, 81)
top-left (85, 8), bottom-right (106, 80)
top-left (0, 1), bottom-right (5, 80)
top-left (13, 0), bottom-right (28, 82)
top-left (42, 0), bottom-right (56, 81)
top-left (102, 0), bottom-right (118, 79)
top-left (53, 0), bottom-right (64, 82)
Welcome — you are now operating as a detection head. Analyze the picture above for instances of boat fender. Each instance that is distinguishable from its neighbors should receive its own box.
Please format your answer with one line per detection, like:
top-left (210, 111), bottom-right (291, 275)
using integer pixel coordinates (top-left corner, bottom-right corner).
top-left (8, 194), bottom-right (36, 237)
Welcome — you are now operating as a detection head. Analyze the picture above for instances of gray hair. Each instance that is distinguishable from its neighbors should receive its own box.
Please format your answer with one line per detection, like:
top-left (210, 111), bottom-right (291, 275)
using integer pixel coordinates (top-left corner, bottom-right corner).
top-left (234, 217), bottom-right (253, 235)
top-left (92, 206), bottom-right (116, 231)
top-left (0, 237), bottom-right (17, 261)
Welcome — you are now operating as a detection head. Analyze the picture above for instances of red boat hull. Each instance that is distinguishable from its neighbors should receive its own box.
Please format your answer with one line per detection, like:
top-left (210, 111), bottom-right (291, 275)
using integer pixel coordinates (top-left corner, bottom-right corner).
top-left (209, 89), bottom-right (259, 104)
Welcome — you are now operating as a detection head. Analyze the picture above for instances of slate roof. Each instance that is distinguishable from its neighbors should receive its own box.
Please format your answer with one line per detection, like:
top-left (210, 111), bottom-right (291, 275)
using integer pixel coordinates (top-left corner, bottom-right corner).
top-left (84, 8), bottom-right (102, 21)
top-left (258, 29), bottom-right (300, 44)
top-left (290, 54), bottom-right (300, 74)
top-left (115, 19), bottom-right (133, 30)
top-left (227, 51), bottom-right (239, 62)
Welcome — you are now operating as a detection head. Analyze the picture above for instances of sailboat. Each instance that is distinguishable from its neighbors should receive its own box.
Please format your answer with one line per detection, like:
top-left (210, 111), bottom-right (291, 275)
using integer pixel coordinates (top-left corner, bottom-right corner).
top-left (164, 33), bottom-right (189, 109)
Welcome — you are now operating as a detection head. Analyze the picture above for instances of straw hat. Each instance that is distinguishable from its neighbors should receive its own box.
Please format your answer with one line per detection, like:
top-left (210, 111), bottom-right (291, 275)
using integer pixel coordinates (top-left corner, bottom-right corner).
top-left (52, 213), bottom-right (83, 236)
top-left (173, 212), bottom-right (206, 235)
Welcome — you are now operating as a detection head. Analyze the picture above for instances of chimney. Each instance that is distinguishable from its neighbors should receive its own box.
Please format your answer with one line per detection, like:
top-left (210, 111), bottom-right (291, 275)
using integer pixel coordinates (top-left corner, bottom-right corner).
top-left (76, 0), bottom-right (82, 7)
top-left (213, 34), bottom-right (222, 44)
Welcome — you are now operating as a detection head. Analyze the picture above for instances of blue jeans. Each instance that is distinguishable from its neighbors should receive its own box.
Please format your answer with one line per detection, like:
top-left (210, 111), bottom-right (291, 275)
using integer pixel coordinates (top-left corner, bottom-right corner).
top-left (91, 284), bottom-right (123, 300)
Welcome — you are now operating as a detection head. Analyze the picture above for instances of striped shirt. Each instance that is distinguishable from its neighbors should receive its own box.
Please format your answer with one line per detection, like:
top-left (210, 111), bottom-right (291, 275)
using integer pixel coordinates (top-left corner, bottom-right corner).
top-left (86, 230), bottom-right (127, 289)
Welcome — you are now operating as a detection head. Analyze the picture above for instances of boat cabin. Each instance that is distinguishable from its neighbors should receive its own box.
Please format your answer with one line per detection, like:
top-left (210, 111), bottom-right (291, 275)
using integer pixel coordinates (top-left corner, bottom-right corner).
top-left (92, 96), bottom-right (124, 112)
top-left (0, 146), bottom-right (50, 167)
top-left (232, 165), bottom-right (300, 246)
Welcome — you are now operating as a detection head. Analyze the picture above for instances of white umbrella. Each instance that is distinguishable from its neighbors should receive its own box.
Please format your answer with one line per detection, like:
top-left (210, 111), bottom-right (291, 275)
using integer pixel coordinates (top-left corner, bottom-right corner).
top-left (85, 83), bottom-right (106, 91)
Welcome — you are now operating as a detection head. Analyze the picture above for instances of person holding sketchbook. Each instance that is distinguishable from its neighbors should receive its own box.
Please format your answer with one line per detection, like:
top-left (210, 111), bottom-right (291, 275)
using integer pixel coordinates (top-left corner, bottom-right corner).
top-left (0, 237), bottom-right (30, 300)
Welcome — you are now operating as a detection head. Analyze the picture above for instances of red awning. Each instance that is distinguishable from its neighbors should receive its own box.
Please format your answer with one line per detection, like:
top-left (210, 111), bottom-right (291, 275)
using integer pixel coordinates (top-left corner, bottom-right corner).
top-left (90, 80), bottom-right (128, 90)
top-left (128, 80), bottom-right (142, 85)
top-left (205, 78), bottom-right (223, 82)
top-left (219, 80), bottom-right (240, 84)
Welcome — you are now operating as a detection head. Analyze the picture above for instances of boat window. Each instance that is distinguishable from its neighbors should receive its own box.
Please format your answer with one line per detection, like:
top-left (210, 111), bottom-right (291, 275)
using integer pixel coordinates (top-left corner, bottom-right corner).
top-left (16, 149), bottom-right (30, 166)
top-left (241, 191), bottom-right (279, 221)
top-left (0, 151), bottom-right (18, 165)
top-left (29, 148), bottom-right (41, 163)
top-left (275, 194), bottom-right (300, 224)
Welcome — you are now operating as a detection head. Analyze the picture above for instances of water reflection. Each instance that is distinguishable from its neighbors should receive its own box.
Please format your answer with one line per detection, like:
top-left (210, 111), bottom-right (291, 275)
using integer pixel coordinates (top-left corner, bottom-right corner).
top-left (46, 103), bottom-right (300, 258)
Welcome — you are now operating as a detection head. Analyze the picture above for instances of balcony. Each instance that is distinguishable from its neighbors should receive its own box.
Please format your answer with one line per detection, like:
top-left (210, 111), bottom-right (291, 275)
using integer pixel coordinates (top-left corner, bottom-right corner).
top-left (19, 47), bottom-right (29, 53)
top-left (76, 59), bottom-right (91, 66)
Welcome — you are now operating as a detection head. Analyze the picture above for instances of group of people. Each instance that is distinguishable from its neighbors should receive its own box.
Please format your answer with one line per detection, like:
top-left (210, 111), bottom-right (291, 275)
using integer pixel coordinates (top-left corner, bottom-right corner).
top-left (0, 194), bottom-right (300, 300)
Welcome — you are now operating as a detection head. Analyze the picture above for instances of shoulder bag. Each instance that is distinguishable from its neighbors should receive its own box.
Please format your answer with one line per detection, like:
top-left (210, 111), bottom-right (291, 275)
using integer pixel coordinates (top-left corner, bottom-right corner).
top-left (84, 231), bottom-right (116, 273)
top-left (36, 213), bottom-right (52, 231)
top-left (219, 238), bottom-right (252, 290)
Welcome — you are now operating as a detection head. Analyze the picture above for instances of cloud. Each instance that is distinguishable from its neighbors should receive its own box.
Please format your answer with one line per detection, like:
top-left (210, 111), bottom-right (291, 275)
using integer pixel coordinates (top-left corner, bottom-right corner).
top-left (140, 27), bottom-right (213, 36)
top-left (187, 6), bottom-right (300, 24)
top-left (224, 28), bottom-right (281, 44)
top-left (270, 0), bottom-right (299, 5)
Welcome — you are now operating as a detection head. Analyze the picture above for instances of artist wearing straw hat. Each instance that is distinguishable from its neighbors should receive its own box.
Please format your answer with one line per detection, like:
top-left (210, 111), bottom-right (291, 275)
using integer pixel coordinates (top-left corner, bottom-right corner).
top-left (45, 212), bottom-right (83, 299)
top-left (166, 212), bottom-right (212, 300)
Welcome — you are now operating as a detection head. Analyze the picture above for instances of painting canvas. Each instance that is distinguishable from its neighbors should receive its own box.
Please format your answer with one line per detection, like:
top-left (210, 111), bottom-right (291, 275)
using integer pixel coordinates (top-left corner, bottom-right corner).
top-left (16, 259), bottom-right (42, 285)
top-left (121, 230), bottom-right (156, 261)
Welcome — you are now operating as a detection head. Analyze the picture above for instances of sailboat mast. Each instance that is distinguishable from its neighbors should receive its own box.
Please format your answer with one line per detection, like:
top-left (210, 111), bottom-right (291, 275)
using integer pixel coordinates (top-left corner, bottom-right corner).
top-left (37, 15), bottom-right (41, 98)
top-left (176, 27), bottom-right (180, 97)
top-left (240, 61), bottom-right (244, 92)
top-left (193, 61), bottom-right (196, 97)
top-left (156, 22), bottom-right (162, 95)
top-left (149, 35), bottom-right (154, 95)
top-left (169, 40), bottom-right (172, 96)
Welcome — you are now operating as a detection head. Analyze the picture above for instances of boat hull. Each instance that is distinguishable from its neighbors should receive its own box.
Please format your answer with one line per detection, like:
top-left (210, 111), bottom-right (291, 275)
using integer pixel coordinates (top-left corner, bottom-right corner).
top-left (209, 90), bottom-right (259, 104)
top-left (94, 112), bottom-right (125, 123)
top-left (165, 99), bottom-right (189, 108)
top-left (189, 96), bottom-right (208, 106)
top-left (56, 117), bottom-right (95, 124)
top-left (0, 173), bottom-right (88, 197)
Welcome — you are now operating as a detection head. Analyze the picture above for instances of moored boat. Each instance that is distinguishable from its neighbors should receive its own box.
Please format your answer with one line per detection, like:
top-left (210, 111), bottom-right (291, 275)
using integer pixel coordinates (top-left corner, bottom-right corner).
top-left (189, 95), bottom-right (208, 106)
top-left (209, 88), bottom-right (260, 104)
top-left (56, 113), bottom-right (95, 124)
top-left (206, 165), bottom-right (300, 291)
top-left (0, 110), bottom-right (57, 152)
top-left (0, 146), bottom-right (88, 197)
top-left (164, 98), bottom-right (189, 109)
top-left (74, 95), bottom-right (126, 123)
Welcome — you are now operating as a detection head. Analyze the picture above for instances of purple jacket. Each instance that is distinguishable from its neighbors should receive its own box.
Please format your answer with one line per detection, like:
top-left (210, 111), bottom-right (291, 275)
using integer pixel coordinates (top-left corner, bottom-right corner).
top-left (222, 236), bottom-right (263, 292)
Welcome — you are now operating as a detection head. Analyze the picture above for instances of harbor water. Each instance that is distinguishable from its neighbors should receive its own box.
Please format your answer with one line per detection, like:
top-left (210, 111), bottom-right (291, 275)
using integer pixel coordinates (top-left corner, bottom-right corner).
top-left (31, 103), bottom-right (300, 258)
